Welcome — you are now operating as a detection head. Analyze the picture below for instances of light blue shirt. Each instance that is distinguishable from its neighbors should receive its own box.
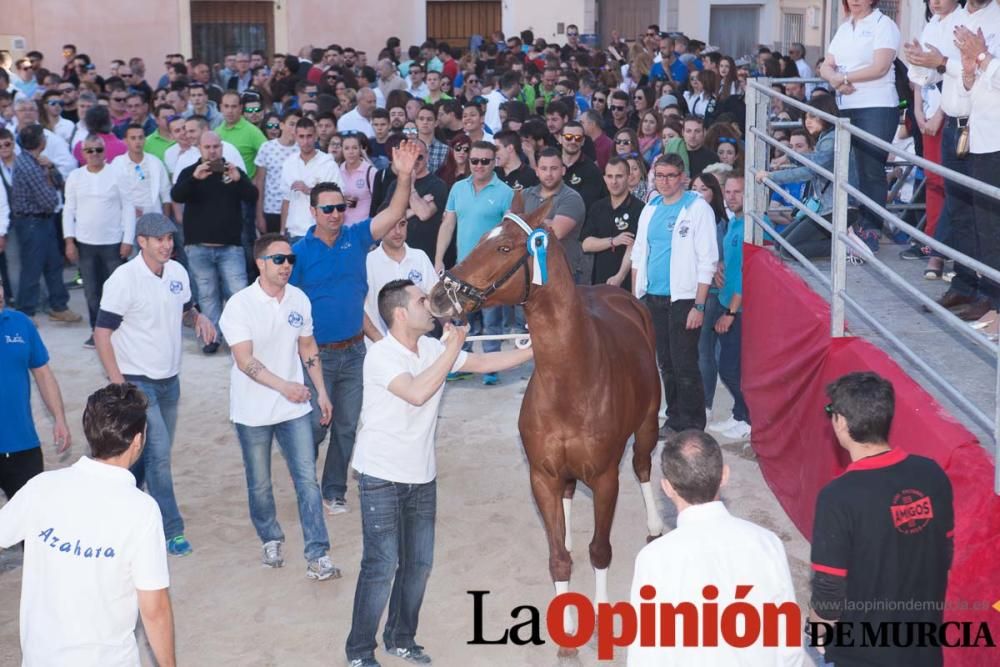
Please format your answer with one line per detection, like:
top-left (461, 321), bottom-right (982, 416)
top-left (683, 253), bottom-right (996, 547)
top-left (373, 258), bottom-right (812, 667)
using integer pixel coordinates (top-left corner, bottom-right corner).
top-left (645, 192), bottom-right (698, 296)
top-left (719, 216), bottom-right (744, 311)
top-left (445, 174), bottom-right (514, 261)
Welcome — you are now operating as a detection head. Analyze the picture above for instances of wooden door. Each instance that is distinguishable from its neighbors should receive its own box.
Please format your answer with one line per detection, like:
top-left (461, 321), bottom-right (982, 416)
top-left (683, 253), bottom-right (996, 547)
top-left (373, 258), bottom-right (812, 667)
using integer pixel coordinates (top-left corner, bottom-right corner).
top-left (598, 0), bottom-right (660, 46)
top-left (191, 1), bottom-right (274, 67)
top-left (426, 1), bottom-right (502, 50)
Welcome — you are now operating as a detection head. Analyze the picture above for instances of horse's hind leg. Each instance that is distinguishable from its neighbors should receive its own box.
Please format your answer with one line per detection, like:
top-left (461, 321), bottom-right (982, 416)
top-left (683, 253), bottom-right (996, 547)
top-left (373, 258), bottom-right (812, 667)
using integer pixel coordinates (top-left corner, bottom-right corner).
top-left (588, 467), bottom-right (619, 604)
top-left (633, 403), bottom-right (665, 540)
top-left (562, 479), bottom-right (576, 551)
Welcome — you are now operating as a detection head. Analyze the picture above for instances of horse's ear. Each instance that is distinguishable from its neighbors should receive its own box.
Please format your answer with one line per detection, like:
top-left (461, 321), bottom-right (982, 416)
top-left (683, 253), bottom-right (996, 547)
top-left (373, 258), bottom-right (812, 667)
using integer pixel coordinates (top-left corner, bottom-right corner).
top-left (526, 197), bottom-right (553, 229)
top-left (510, 190), bottom-right (525, 215)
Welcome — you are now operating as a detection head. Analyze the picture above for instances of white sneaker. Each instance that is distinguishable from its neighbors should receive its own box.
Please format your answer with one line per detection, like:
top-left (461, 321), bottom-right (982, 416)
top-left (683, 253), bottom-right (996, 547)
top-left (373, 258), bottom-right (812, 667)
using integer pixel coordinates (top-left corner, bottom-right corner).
top-left (708, 416), bottom-right (739, 433)
top-left (721, 420), bottom-right (751, 441)
top-left (324, 498), bottom-right (348, 515)
top-left (306, 555), bottom-right (342, 581)
top-left (262, 540), bottom-right (283, 568)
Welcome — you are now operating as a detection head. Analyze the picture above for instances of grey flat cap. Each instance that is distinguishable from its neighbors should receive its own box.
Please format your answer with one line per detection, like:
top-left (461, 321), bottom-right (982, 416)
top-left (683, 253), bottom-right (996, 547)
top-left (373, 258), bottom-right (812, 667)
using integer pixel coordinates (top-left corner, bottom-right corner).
top-left (135, 212), bottom-right (176, 238)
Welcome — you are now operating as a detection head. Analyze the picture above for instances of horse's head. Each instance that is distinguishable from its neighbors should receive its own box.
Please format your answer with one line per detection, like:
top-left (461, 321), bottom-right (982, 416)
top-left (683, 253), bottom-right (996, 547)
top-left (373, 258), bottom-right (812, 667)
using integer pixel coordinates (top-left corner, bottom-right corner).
top-left (430, 192), bottom-right (553, 318)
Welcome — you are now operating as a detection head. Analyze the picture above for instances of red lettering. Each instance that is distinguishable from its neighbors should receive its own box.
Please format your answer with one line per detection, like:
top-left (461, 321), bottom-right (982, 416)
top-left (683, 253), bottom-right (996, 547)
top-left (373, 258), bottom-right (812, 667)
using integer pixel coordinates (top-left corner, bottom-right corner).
top-left (720, 601), bottom-right (762, 648)
top-left (762, 602), bottom-right (803, 647)
top-left (891, 496), bottom-right (933, 528)
top-left (596, 602), bottom-right (638, 659)
top-left (639, 586), bottom-right (657, 646)
top-left (702, 585), bottom-right (719, 647)
top-left (546, 593), bottom-right (594, 649)
top-left (659, 602), bottom-right (699, 647)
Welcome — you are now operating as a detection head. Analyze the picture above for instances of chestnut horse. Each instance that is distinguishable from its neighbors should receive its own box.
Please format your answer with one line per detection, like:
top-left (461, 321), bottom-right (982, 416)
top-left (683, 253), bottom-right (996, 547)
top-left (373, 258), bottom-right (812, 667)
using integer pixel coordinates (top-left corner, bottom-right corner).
top-left (429, 198), bottom-right (664, 633)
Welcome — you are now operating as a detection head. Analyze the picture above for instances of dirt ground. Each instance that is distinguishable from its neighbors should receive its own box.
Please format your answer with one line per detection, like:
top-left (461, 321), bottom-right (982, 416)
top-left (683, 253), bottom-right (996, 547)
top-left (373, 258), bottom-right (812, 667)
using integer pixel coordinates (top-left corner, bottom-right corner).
top-left (0, 289), bottom-right (821, 666)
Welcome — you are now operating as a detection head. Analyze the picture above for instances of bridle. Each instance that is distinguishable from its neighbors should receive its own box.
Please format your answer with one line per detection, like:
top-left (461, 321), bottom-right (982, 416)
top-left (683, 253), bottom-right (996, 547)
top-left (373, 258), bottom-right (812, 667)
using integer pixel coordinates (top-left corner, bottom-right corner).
top-left (440, 213), bottom-right (536, 313)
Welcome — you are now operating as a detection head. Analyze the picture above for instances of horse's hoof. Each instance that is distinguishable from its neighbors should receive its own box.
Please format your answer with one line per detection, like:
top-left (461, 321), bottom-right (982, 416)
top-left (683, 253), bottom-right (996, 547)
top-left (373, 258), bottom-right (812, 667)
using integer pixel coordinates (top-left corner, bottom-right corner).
top-left (646, 533), bottom-right (663, 544)
top-left (557, 646), bottom-right (579, 659)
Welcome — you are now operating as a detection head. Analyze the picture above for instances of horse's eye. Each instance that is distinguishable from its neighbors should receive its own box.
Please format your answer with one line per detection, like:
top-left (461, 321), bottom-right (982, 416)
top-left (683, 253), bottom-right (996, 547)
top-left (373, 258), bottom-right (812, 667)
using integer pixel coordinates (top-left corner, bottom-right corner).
top-left (499, 246), bottom-right (511, 253)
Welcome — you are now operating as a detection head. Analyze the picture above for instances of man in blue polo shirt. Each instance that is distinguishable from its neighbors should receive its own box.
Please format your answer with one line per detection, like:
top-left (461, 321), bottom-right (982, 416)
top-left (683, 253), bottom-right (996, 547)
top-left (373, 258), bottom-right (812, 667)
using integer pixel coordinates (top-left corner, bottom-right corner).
top-left (0, 276), bottom-right (72, 499)
top-left (433, 141), bottom-right (514, 385)
top-left (291, 140), bottom-right (422, 515)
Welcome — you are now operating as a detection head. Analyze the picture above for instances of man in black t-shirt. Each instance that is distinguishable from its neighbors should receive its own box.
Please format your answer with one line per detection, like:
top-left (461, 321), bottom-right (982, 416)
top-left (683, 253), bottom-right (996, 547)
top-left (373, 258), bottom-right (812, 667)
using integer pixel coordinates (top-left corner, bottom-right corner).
top-left (581, 157), bottom-right (644, 289)
top-left (377, 139), bottom-right (452, 268)
top-left (494, 129), bottom-right (538, 192)
top-left (810, 372), bottom-right (953, 667)
top-left (683, 115), bottom-right (717, 178)
top-left (561, 121), bottom-right (607, 209)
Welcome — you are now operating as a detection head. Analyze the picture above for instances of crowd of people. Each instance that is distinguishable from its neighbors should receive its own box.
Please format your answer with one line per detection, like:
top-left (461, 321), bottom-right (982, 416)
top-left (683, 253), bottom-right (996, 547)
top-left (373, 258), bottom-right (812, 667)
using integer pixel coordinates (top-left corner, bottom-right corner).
top-left (0, 3), bottom-right (968, 664)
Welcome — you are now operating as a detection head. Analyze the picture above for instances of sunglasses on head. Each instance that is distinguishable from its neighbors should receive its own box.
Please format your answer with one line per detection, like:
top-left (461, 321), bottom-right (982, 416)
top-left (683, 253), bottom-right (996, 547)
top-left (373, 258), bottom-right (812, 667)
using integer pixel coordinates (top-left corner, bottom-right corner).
top-left (260, 253), bottom-right (297, 265)
top-left (610, 105), bottom-right (627, 112)
top-left (469, 157), bottom-right (493, 166)
top-left (83, 147), bottom-right (105, 154)
top-left (562, 133), bottom-right (584, 143)
top-left (317, 203), bottom-right (348, 213)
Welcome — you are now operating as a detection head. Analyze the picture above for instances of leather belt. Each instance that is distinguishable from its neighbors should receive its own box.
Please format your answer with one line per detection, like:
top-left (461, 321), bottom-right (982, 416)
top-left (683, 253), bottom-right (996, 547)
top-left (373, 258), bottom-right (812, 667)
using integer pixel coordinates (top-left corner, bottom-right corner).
top-left (946, 116), bottom-right (969, 128)
top-left (318, 332), bottom-right (364, 350)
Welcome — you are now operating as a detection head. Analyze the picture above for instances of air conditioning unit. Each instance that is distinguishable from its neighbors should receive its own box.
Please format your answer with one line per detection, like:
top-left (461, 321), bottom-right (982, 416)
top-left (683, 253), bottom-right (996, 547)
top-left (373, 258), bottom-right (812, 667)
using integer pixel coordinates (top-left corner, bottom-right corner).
top-left (0, 35), bottom-right (28, 58)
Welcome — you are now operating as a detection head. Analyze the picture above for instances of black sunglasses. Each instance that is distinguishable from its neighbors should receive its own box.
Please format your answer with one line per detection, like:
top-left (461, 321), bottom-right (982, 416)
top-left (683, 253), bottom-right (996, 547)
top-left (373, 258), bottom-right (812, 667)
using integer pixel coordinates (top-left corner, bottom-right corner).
top-left (260, 253), bottom-right (297, 265)
top-left (83, 147), bottom-right (105, 154)
top-left (317, 203), bottom-right (348, 213)
top-left (610, 105), bottom-right (627, 112)
top-left (469, 157), bottom-right (493, 166)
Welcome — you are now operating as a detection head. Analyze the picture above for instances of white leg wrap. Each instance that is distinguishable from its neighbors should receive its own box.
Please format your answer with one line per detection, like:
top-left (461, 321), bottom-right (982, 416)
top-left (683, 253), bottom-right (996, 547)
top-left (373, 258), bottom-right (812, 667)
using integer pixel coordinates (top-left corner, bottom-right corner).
top-left (594, 567), bottom-right (609, 605)
top-left (562, 497), bottom-right (573, 552)
top-left (555, 581), bottom-right (575, 635)
top-left (641, 482), bottom-right (664, 536)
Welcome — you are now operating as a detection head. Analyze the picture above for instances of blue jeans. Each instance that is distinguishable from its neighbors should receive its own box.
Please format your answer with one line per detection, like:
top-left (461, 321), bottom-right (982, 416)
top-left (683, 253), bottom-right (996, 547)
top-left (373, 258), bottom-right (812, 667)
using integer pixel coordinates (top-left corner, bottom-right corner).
top-left (184, 244), bottom-right (247, 328)
top-left (304, 340), bottom-right (365, 501)
top-left (346, 474), bottom-right (436, 662)
top-left (843, 107), bottom-right (899, 245)
top-left (127, 375), bottom-right (184, 539)
top-left (235, 412), bottom-right (330, 561)
top-left (12, 216), bottom-right (69, 316)
top-left (699, 295), bottom-right (724, 410)
top-left (701, 297), bottom-right (750, 424)
top-left (935, 119), bottom-right (979, 297)
top-left (971, 151), bottom-right (1000, 307)
top-left (77, 243), bottom-right (123, 329)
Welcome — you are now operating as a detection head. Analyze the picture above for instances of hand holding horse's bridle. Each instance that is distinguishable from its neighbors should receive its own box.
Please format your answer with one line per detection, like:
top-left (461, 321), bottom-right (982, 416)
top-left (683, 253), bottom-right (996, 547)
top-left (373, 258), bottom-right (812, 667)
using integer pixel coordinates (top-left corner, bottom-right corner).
top-left (440, 213), bottom-right (540, 313)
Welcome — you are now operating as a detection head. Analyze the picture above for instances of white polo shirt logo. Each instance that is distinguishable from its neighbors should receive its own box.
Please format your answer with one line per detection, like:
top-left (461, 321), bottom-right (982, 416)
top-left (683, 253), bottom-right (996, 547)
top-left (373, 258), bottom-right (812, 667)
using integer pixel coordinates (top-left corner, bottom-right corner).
top-left (169, 280), bottom-right (183, 294)
top-left (288, 311), bottom-right (304, 328)
top-left (407, 269), bottom-right (423, 283)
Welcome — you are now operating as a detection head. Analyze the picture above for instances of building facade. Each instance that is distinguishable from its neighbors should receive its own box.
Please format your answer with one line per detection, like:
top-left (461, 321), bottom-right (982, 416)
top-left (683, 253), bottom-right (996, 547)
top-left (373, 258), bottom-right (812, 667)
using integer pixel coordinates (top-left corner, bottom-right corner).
top-left (1, 0), bottom-right (925, 77)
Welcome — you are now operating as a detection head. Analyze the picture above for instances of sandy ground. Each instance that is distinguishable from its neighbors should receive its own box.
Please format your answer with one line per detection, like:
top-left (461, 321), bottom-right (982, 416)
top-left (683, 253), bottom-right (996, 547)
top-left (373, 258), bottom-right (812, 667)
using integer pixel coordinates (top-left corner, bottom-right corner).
top-left (0, 288), bottom-right (821, 666)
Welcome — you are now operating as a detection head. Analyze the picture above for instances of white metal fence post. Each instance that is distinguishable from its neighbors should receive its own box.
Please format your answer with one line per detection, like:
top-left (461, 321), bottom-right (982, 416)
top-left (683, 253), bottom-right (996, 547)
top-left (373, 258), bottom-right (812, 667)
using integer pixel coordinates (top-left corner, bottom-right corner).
top-left (830, 118), bottom-right (851, 338)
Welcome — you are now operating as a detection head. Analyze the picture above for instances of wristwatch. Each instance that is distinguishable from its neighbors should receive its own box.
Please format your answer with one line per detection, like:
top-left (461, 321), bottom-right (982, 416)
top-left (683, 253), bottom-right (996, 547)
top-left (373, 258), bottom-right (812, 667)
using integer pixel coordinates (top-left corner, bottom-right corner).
top-left (694, 303), bottom-right (706, 313)
top-left (936, 57), bottom-right (948, 74)
top-left (725, 309), bottom-right (738, 317)
top-left (977, 52), bottom-right (989, 65)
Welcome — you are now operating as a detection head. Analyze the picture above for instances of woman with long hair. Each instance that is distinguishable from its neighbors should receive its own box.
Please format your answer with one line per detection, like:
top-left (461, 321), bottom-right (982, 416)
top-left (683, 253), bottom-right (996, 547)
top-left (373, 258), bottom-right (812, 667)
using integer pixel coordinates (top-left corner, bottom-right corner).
top-left (339, 132), bottom-right (377, 225)
top-left (820, 0), bottom-right (901, 255)
top-left (661, 117), bottom-right (683, 148)
top-left (38, 92), bottom-right (73, 143)
top-left (757, 94), bottom-right (840, 258)
top-left (691, 172), bottom-right (728, 227)
top-left (718, 56), bottom-right (740, 100)
top-left (262, 112), bottom-right (282, 141)
top-left (626, 154), bottom-right (649, 202)
top-left (685, 70), bottom-right (718, 120)
top-left (638, 110), bottom-right (662, 166)
top-left (436, 132), bottom-right (471, 187)
top-left (715, 137), bottom-right (744, 172)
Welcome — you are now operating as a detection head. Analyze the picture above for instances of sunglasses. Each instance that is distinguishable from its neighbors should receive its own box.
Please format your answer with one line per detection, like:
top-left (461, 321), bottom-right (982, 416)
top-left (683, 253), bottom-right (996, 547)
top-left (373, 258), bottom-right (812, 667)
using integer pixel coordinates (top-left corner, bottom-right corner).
top-left (610, 105), bottom-right (627, 112)
top-left (83, 147), bottom-right (105, 154)
top-left (260, 253), bottom-right (297, 265)
top-left (454, 144), bottom-right (470, 152)
top-left (47, 100), bottom-right (63, 107)
top-left (469, 157), bottom-right (493, 166)
top-left (244, 106), bottom-right (262, 113)
top-left (265, 122), bottom-right (280, 129)
top-left (593, 97), bottom-right (606, 103)
top-left (466, 78), bottom-right (479, 84)
top-left (402, 127), bottom-right (419, 136)
top-left (562, 133), bottom-right (585, 143)
top-left (567, 32), bottom-right (579, 37)
top-left (317, 203), bottom-right (348, 213)
top-left (112, 97), bottom-right (127, 103)
top-left (0, 141), bottom-right (13, 149)
top-left (614, 139), bottom-right (633, 146)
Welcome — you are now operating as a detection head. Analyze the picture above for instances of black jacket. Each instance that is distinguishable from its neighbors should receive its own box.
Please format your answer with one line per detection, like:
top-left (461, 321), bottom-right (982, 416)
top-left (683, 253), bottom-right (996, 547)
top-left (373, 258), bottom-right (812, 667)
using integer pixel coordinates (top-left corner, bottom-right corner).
top-left (172, 163), bottom-right (258, 246)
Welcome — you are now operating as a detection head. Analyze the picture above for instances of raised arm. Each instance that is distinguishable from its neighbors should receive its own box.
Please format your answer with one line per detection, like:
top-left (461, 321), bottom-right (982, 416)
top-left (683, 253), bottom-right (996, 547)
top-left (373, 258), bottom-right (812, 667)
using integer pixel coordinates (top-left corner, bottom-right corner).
top-left (371, 141), bottom-right (420, 240)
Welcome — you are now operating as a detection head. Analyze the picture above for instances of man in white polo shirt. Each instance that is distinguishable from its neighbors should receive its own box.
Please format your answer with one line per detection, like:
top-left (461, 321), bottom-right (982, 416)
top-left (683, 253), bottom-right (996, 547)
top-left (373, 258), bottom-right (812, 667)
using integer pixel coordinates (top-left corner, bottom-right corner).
top-left (345, 279), bottom-right (533, 667)
top-left (219, 232), bottom-right (338, 581)
top-left (93, 213), bottom-right (217, 558)
top-left (63, 134), bottom-right (136, 348)
top-left (362, 218), bottom-right (438, 342)
top-left (0, 382), bottom-right (176, 667)
top-left (280, 118), bottom-right (342, 243)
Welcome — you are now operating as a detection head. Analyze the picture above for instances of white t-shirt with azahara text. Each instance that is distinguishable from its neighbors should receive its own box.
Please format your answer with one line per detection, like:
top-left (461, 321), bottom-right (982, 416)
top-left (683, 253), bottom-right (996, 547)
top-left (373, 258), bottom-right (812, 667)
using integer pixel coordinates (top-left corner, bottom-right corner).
top-left (0, 456), bottom-right (169, 666)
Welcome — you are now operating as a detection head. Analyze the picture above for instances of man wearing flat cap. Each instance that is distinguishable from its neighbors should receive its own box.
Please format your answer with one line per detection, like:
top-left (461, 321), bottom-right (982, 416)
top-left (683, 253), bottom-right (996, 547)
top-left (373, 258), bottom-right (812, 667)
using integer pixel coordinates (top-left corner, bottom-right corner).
top-left (94, 212), bottom-right (216, 558)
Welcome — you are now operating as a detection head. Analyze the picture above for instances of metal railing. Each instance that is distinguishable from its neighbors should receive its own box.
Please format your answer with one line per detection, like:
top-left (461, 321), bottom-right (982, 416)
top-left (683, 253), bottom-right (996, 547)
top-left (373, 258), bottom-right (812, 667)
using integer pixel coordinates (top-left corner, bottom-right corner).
top-left (743, 78), bottom-right (1000, 494)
